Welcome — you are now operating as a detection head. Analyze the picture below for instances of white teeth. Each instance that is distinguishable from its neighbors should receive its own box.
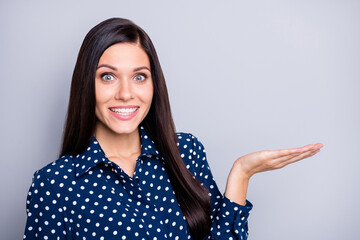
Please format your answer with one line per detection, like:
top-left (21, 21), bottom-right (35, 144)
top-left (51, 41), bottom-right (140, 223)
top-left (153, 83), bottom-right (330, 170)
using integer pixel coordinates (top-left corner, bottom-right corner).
top-left (110, 107), bottom-right (138, 115)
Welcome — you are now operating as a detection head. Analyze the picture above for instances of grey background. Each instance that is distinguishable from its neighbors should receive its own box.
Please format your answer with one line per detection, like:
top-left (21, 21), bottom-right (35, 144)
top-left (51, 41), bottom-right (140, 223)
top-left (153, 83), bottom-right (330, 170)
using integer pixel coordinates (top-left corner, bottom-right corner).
top-left (1, 0), bottom-right (359, 239)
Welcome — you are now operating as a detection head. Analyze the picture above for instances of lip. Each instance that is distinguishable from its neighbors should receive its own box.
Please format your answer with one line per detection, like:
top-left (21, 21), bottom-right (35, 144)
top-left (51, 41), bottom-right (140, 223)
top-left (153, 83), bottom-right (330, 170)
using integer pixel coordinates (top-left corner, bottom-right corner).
top-left (108, 105), bottom-right (139, 121)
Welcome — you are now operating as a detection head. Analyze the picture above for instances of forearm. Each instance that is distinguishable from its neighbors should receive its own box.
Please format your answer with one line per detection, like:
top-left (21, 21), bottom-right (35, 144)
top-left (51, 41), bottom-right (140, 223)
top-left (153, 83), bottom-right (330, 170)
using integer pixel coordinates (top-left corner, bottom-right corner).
top-left (224, 163), bottom-right (250, 206)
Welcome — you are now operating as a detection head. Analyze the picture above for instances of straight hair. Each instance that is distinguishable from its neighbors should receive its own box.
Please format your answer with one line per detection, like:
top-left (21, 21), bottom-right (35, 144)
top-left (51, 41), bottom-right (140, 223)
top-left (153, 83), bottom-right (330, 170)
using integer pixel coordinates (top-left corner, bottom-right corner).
top-left (60, 18), bottom-right (211, 239)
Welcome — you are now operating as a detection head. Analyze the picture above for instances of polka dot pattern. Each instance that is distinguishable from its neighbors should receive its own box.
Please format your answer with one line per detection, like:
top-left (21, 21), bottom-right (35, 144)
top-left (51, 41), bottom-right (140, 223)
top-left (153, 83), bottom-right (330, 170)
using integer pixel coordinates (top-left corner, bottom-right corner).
top-left (23, 126), bottom-right (252, 239)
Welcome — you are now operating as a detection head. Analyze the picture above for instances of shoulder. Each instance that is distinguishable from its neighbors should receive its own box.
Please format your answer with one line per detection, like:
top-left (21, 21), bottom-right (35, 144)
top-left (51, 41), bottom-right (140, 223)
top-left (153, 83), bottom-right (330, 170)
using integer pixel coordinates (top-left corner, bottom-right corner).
top-left (176, 132), bottom-right (207, 176)
top-left (176, 132), bottom-right (206, 153)
top-left (176, 132), bottom-right (204, 146)
top-left (25, 156), bottom-right (76, 209)
top-left (31, 155), bottom-right (75, 186)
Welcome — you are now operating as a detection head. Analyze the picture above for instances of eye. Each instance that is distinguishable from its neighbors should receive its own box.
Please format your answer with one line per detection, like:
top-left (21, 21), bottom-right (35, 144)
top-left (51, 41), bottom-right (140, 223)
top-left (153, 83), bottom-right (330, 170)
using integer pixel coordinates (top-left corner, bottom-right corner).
top-left (134, 74), bottom-right (146, 82)
top-left (101, 73), bottom-right (114, 81)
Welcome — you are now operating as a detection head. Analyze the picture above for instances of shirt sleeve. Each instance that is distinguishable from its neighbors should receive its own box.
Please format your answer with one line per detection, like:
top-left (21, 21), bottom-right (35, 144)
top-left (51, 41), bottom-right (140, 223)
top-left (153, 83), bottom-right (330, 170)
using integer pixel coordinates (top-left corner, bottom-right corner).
top-left (23, 170), bottom-right (69, 240)
top-left (188, 134), bottom-right (253, 240)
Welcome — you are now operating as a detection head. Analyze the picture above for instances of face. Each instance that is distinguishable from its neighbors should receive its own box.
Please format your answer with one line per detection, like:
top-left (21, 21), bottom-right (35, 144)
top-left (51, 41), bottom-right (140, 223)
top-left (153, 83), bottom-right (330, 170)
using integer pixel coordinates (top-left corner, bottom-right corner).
top-left (94, 42), bottom-right (153, 136)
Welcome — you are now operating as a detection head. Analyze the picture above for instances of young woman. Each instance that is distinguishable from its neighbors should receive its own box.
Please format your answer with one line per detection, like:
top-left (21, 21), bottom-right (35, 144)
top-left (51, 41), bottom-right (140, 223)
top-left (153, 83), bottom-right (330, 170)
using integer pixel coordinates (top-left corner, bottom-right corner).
top-left (23, 18), bottom-right (323, 240)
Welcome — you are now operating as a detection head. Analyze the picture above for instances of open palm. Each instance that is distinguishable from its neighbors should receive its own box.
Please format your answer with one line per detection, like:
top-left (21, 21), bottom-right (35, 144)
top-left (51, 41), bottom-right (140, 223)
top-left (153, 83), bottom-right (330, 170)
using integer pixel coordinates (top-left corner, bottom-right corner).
top-left (234, 143), bottom-right (323, 179)
top-left (225, 143), bottom-right (323, 205)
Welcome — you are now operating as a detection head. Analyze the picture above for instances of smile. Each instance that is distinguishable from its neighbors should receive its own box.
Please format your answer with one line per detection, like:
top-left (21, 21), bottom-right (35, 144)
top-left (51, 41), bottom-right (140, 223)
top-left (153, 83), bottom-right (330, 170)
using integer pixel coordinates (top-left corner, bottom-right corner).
top-left (109, 107), bottom-right (139, 115)
top-left (108, 106), bottom-right (140, 121)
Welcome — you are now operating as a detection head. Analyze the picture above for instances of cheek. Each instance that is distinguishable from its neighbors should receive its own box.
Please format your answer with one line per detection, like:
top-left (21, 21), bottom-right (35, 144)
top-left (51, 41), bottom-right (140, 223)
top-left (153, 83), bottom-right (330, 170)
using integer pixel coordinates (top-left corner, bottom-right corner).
top-left (144, 83), bottom-right (154, 105)
top-left (95, 83), bottom-right (113, 107)
top-left (94, 84), bottom-right (115, 121)
top-left (146, 87), bottom-right (154, 104)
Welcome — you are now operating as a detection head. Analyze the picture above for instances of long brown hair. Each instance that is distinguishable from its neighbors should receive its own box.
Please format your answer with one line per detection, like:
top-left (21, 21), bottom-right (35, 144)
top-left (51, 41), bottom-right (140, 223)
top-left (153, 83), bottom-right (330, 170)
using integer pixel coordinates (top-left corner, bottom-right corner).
top-left (60, 18), bottom-right (211, 239)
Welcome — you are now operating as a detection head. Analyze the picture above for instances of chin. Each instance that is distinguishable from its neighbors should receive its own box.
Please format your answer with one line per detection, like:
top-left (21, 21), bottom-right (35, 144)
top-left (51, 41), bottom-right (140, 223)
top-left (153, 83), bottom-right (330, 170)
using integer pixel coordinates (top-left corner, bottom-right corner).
top-left (95, 112), bottom-right (145, 136)
top-left (109, 123), bottom-right (139, 135)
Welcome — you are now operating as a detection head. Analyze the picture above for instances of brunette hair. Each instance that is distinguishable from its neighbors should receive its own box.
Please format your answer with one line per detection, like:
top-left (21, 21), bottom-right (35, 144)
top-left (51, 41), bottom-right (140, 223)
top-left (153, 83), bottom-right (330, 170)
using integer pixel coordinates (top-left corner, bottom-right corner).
top-left (60, 18), bottom-right (211, 239)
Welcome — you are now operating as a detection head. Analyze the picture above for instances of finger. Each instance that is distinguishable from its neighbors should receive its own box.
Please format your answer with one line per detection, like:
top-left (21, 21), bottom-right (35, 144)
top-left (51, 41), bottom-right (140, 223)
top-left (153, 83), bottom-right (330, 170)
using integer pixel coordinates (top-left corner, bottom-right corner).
top-left (270, 146), bottom-right (316, 163)
top-left (274, 148), bottom-right (320, 169)
top-left (278, 149), bottom-right (320, 169)
top-left (314, 143), bottom-right (324, 149)
top-left (296, 143), bottom-right (323, 152)
top-left (263, 144), bottom-right (323, 170)
top-left (291, 148), bottom-right (320, 162)
top-left (266, 151), bottom-right (304, 169)
top-left (256, 151), bottom-right (303, 172)
top-left (275, 143), bottom-right (323, 157)
top-left (269, 148), bottom-right (306, 159)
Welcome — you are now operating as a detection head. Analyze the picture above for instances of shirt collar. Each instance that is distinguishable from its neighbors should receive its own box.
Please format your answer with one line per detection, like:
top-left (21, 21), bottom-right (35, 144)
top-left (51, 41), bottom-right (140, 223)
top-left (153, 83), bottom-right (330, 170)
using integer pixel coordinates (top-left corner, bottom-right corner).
top-left (138, 125), bottom-right (163, 159)
top-left (73, 126), bottom-right (162, 178)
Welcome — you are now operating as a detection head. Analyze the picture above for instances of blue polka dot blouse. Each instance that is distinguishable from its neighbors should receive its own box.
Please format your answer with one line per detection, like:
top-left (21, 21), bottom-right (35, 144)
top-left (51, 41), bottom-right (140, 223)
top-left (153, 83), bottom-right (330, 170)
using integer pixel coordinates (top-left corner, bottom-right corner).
top-left (24, 126), bottom-right (252, 239)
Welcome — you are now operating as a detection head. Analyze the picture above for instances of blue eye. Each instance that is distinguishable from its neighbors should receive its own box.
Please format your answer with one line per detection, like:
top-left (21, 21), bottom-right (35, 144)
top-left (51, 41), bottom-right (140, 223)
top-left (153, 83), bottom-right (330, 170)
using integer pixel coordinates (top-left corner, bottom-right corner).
top-left (134, 74), bottom-right (146, 82)
top-left (101, 74), bottom-right (114, 81)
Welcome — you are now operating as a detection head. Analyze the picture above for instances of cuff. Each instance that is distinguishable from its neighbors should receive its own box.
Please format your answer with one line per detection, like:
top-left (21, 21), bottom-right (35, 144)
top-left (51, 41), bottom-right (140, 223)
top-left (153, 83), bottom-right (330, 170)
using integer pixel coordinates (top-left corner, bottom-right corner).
top-left (219, 195), bottom-right (253, 224)
top-left (211, 195), bottom-right (253, 238)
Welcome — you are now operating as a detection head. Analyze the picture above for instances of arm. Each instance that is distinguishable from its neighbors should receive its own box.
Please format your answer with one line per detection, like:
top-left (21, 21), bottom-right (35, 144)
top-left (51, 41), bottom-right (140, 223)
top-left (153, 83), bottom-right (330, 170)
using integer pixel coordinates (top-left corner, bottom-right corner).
top-left (200, 157), bottom-right (253, 239)
top-left (23, 170), bottom-right (69, 239)
top-left (183, 133), bottom-right (323, 239)
top-left (182, 134), bottom-right (252, 239)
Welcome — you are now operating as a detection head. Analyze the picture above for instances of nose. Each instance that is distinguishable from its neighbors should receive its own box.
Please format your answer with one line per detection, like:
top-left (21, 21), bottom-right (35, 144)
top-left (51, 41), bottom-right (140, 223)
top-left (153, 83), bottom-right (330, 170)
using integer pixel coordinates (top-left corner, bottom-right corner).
top-left (115, 79), bottom-right (133, 101)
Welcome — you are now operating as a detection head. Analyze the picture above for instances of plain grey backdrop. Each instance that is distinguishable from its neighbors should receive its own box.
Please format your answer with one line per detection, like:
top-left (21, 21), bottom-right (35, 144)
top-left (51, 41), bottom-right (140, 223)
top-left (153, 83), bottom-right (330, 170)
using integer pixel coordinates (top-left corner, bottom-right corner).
top-left (1, 0), bottom-right (359, 239)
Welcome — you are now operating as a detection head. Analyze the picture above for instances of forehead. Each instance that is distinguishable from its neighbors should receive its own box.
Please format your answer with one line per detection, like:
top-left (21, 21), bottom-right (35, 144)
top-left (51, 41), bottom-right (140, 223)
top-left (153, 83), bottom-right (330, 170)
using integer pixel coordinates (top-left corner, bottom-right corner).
top-left (98, 43), bottom-right (150, 70)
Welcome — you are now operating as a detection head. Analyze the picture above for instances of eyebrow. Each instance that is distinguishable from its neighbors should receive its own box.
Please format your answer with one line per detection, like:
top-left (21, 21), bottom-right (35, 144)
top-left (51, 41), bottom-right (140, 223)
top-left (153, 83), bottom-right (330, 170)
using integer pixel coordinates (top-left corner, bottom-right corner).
top-left (134, 66), bottom-right (151, 72)
top-left (97, 64), bottom-right (117, 71)
top-left (96, 64), bottom-right (150, 72)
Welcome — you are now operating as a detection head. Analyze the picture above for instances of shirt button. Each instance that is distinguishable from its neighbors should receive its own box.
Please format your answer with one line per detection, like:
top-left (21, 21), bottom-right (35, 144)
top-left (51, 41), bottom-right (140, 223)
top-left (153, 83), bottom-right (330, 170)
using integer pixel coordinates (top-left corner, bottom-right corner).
top-left (134, 177), bottom-right (140, 183)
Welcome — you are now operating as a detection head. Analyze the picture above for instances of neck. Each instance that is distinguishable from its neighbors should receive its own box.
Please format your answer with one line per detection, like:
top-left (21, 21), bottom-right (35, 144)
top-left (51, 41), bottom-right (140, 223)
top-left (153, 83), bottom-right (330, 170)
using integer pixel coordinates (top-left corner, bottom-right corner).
top-left (93, 121), bottom-right (141, 158)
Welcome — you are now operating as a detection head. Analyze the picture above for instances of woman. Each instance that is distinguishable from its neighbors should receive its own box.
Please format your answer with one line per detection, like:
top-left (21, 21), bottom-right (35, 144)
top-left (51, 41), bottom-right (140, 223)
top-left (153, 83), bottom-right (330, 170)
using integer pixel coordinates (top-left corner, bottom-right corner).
top-left (23, 18), bottom-right (322, 240)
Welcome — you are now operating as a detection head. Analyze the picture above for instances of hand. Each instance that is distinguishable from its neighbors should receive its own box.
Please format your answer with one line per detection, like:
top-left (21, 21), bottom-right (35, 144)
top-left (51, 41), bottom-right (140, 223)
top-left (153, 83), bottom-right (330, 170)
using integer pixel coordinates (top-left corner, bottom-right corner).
top-left (224, 143), bottom-right (323, 205)
top-left (232, 143), bottom-right (324, 179)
